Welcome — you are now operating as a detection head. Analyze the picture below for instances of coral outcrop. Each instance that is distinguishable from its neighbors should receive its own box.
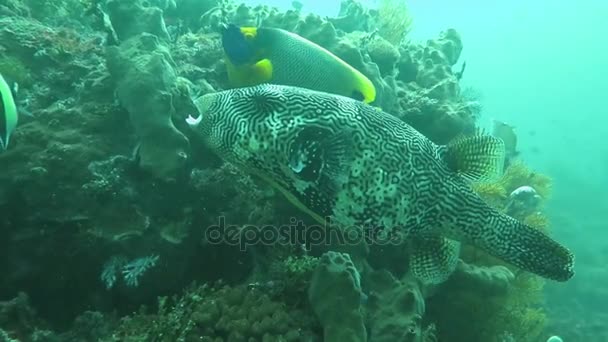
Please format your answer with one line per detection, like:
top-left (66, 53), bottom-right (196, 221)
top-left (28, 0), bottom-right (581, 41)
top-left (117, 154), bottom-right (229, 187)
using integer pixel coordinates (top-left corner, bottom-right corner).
top-left (365, 271), bottom-right (428, 342)
top-left (111, 282), bottom-right (318, 341)
top-left (309, 252), bottom-right (367, 342)
top-left (106, 33), bottom-right (190, 181)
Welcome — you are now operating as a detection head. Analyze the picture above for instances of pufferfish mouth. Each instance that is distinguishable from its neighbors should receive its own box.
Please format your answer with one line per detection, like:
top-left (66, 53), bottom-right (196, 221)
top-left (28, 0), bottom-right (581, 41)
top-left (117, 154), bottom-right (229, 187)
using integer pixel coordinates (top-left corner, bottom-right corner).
top-left (186, 114), bottom-right (202, 126)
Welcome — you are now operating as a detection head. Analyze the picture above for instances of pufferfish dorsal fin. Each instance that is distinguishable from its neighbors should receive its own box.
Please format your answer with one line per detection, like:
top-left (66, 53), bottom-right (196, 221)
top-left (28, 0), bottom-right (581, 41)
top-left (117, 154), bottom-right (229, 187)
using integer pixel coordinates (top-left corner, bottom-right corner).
top-left (409, 235), bottom-right (461, 285)
top-left (442, 132), bottom-right (506, 183)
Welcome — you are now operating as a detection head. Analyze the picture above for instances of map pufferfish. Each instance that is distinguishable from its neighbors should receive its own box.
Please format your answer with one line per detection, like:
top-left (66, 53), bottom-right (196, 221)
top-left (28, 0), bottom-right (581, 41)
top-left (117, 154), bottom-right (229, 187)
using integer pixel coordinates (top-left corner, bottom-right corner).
top-left (221, 24), bottom-right (377, 104)
top-left (186, 84), bottom-right (575, 283)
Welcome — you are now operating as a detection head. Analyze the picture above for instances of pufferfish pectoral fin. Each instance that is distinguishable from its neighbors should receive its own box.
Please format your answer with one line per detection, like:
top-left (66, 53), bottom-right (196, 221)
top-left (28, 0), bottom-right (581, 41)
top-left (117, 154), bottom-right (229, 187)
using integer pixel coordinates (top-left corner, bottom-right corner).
top-left (443, 134), bottom-right (506, 183)
top-left (409, 235), bottom-right (461, 285)
top-left (289, 125), bottom-right (354, 196)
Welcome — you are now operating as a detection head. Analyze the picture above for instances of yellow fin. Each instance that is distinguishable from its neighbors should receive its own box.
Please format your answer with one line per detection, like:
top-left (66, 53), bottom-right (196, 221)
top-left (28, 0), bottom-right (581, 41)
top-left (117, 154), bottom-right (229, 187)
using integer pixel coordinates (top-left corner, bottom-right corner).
top-left (226, 58), bottom-right (273, 87)
top-left (354, 76), bottom-right (376, 103)
top-left (251, 59), bottom-right (273, 83)
top-left (240, 27), bottom-right (258, 40)
top-left (444, 133), bottom-right (506, 183)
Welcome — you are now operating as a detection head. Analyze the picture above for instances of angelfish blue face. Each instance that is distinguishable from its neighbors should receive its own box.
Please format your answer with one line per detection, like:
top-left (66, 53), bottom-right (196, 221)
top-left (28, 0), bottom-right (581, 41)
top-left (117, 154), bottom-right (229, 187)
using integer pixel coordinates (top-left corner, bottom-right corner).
top-left (221, 24), bottom-right (256, 65)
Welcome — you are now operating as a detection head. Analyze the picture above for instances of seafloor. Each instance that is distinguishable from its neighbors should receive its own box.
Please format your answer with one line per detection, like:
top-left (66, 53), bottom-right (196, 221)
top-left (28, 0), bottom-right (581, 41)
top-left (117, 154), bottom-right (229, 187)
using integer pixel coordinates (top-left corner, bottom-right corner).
top-left (0, 0), bottom-right (595, 341)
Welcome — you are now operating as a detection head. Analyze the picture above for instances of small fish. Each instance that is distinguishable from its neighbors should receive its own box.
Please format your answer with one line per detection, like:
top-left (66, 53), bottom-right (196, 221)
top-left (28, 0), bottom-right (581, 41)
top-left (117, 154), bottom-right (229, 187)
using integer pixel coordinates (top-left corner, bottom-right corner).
top-left (220, 24), bottom-right (376, 103)
top-left (187, 85), bottom-right (575, 283)
top-left (0, 73), bottom-right (20, 150)
top-left (492, 119), bottom-right (518, 161)
top-left (455, 60), bottom-right (467, 80)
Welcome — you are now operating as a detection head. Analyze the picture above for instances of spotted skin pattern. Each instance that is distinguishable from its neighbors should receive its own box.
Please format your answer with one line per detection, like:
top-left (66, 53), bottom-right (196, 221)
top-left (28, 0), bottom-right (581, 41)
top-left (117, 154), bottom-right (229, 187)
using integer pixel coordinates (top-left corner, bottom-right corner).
top-left (189, 84), bottom-right (574, 282)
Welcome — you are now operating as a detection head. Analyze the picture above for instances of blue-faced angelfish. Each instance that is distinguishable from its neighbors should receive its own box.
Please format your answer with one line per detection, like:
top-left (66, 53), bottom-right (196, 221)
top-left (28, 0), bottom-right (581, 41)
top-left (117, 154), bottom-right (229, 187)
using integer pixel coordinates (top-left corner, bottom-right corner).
top-left (187, 84), bottom-right (575, 283)
top-left (0, 73), bottom-right (19, 151)
top-left (221, 24), bottom-right (377, 104)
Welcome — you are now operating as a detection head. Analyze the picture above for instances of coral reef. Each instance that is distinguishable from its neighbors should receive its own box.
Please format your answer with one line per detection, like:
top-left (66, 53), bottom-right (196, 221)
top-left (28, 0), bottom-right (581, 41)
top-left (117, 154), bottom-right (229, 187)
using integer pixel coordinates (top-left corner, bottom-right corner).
top-left (111, 282), bottom-right (318, 341)
top-left (391, 28), bottom-right (476, 143)
top-left (365, 270), bottom-right (428, 342)
top-left (309, 252), bottom-right (366, 342)
top-left (106, 0), bottom-right (170, 42)
top-left (0, 0), bottom-right (571, 341)
top-left (106, 33), bottom-right (190, 181)
top-left (105, 0), bottom-right (191, 181)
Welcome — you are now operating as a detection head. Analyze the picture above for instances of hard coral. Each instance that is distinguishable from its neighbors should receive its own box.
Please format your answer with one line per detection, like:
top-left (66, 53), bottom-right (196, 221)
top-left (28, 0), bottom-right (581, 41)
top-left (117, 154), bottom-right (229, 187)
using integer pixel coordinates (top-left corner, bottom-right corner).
top-left (367, 36), bottom-right (401, 76)
top-left (111, 282), bottom-right (318, 341)
top-left (309, 252), bottom-right (367, 342)
top-left (0, 55), bottom-right (31, 86)
top-left (365, 270), bottom-right (429, 342)
top-left (390, 29), bottom-right (475, 143)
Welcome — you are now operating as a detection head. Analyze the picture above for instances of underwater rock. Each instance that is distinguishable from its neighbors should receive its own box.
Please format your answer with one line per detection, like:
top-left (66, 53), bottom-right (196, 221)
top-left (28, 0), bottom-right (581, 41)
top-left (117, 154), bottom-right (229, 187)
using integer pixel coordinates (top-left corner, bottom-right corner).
top-left (106, 33), bottom-right (189, 181)
top-left (200, 2), bottom-right (300, 32)
top-left (329, 0), bottom-right (373, 33)
top-left (106, 0), bottom-right (170, 42)
top-left (399, 28), bottom-right (462, 100)
top-left (367, 36), bottom-right (401, 77)
top-left (165, 0), bottom-right (217, 31)
top-left (0, 0), bottom-right (29, 17)
top-left (309, 251), bottom-right (367, 342)
top-left (81, 155), bottom-right (151, 241)
top-left (388, 28), bottom-right (476, 143)
top-left (0, 17), bottom-right (102, 71)
top-left (391, 83), bottom-right (476, 144)
top-left (448, 261), bottom-right (515, 296)
top-left (365, 270), bottom-right (429, 342)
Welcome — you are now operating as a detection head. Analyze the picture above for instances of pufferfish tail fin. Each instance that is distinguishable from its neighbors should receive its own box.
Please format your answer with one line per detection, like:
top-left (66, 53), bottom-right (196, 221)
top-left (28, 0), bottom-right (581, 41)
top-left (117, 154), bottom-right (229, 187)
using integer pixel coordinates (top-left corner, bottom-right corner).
top-left (443, 133), bottom-right (506, 183)
top-left (478, 213), bottom-right (575, 281)
top-left (409, 235), bottom-right (461, 285)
